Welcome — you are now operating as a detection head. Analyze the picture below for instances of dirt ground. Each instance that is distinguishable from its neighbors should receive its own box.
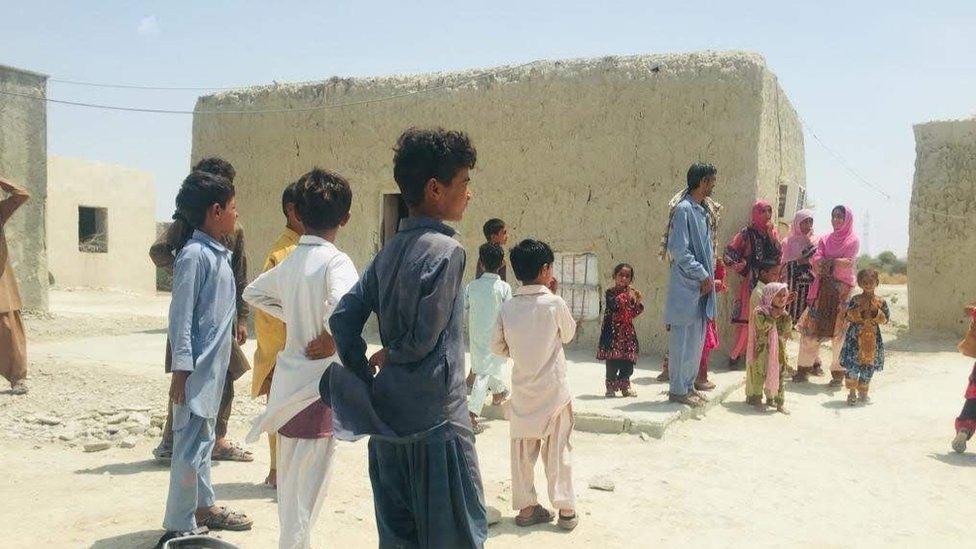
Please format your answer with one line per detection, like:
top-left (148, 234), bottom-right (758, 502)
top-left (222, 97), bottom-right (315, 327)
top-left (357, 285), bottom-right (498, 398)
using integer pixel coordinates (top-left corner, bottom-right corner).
top-left (2, 287), bottom-right (975, 548)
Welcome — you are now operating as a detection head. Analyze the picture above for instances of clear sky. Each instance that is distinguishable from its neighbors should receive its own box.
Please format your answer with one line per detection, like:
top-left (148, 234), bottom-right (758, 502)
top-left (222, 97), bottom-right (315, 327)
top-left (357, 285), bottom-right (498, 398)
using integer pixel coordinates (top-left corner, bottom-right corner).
top-left (2, 1), bottom-right (974, 255)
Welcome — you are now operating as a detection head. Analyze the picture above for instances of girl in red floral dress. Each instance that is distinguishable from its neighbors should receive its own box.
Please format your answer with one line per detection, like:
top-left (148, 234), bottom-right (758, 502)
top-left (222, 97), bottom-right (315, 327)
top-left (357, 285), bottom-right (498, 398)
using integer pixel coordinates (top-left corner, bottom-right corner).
top-left (598, 263), bottom-right (644, 397)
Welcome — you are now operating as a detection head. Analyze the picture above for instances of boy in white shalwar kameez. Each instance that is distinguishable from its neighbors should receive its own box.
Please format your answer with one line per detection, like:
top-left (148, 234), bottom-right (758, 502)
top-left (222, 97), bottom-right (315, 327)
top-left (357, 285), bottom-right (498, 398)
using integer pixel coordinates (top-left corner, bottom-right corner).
top-left (243, 168), bottom-right (358, 549)
top-left (465, 242), bottom-right (512, 432)
top-left (491, 239), bottom-right (579, 532)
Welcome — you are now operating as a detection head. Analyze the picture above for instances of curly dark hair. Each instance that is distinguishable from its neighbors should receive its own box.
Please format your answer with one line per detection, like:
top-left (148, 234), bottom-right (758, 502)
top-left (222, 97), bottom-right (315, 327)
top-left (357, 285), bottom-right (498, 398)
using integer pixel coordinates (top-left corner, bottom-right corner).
top-left (192, 157), bottom-right (236, 183)
top-left (393, 127), bottom-right (477, 206)
top-left (510, 239), bottom-right (554, 283)
top-left (295, 167), bottom-right (352, 231)
top-left (174, 171), bottom-right (235, 229)
top-left (479, 243), bottom-right (505, 273)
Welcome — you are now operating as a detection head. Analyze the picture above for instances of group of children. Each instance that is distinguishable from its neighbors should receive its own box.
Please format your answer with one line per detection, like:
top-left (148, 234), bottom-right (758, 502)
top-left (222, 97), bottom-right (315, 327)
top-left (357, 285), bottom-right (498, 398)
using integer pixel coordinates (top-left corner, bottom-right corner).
top-left (159, 127), bottom-right (589, 548)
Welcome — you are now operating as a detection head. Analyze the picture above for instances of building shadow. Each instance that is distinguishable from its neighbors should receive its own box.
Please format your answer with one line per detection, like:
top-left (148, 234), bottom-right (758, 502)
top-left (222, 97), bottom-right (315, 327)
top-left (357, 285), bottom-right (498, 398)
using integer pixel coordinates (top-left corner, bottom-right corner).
top-left (887, 334), bottom-right (958, 354)
top-left (212, 481), bottom-right (276, 501)
top-left (89, 529), bottom-right (161, 549)
top-left (927, 452), bottom-right (976, 468)
top-left (75, 459), bottom-right (163, 476)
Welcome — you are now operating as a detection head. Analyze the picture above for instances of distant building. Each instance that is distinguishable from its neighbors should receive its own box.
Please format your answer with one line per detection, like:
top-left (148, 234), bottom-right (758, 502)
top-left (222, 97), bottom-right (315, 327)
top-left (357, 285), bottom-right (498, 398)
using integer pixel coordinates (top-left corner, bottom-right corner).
top-left (191, 51), bottom-right (807, 353)
top-left (46, 155), bottom-right (156, 294)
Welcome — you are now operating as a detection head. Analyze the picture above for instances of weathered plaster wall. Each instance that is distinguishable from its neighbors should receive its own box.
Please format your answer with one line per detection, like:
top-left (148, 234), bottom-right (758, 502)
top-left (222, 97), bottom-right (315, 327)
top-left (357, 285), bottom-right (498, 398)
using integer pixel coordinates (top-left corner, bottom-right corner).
top-left (0, 64), bottom-right (48, 311)
top-left (192, 51), bottom-right (805, 355)
top-left (46, 155), bottom-right (156, 293)
top-left (908, 119), bottom-right (976, 335)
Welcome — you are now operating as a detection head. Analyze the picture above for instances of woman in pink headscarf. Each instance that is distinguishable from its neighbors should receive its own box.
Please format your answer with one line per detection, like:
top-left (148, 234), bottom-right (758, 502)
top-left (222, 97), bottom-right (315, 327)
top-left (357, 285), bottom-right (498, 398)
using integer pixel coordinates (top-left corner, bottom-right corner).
top-left (781, 209), bottom-right (817, 326)
top-left (794, 205), bottom-right (860, 385)
top-left (723, 200), bottom-right (782, 370)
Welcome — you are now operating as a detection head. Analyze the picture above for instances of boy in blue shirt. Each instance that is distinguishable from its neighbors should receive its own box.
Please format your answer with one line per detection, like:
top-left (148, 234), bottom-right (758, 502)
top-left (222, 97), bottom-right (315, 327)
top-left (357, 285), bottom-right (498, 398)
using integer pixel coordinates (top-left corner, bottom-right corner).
top-left (158, 171), bottom-right (253, 547)
top-left (326, 127), bottom-right (488, 548)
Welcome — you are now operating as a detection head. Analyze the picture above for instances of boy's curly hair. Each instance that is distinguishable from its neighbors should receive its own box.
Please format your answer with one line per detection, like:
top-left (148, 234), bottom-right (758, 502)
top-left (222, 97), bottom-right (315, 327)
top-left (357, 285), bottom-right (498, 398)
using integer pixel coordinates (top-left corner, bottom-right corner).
top-left (393, 127), bottom-right (476, 206)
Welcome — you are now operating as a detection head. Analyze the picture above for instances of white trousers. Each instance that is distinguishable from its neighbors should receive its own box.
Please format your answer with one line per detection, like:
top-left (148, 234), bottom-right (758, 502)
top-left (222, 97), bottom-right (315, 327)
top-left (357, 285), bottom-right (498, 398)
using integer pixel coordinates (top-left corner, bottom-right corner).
top-left (510, 404), bottom-right (575, 511)
top-left (276, 435), bottom-right (338, 549)
top-left (468, 373), bottom-right (508, 415)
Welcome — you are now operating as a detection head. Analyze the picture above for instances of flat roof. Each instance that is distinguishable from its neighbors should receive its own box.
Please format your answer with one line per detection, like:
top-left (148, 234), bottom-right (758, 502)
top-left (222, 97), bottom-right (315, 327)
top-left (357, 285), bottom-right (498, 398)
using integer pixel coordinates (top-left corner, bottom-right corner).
top-left (0, 63), bottom-right (49, 80)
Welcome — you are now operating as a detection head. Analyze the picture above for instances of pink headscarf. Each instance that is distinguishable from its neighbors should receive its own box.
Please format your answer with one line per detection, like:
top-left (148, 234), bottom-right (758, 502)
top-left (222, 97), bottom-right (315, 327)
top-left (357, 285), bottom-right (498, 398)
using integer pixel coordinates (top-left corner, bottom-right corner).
top-left (781, 209), bottom-right (816, 263)
top-left (808, 205), bottom-right (860, 300)
top-left (750, 200), bottom-right (780, 240)
top-left (747, 282), bottom-right (789, 396)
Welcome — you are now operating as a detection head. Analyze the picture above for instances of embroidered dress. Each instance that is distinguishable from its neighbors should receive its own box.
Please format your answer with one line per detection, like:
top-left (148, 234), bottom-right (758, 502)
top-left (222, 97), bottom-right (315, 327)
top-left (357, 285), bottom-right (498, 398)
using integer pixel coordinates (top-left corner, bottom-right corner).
top-left (839, 294), bottom-right (889, 382)
top-left (745, 283), bottom-right (792, 406)
top-left (597, 287), bottom-right (644, 363)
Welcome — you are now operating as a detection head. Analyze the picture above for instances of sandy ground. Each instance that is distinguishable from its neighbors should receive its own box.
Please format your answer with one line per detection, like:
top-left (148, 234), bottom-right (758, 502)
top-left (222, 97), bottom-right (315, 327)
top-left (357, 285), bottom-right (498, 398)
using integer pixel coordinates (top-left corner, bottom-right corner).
top-left (2, 287), bottom-right (975, 548)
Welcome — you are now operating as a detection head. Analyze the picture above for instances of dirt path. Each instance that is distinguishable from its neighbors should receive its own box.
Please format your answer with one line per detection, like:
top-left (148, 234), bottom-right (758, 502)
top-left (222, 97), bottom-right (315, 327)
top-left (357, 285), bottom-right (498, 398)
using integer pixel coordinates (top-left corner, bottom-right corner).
top-left (2, 288), bottom-right (975, 548)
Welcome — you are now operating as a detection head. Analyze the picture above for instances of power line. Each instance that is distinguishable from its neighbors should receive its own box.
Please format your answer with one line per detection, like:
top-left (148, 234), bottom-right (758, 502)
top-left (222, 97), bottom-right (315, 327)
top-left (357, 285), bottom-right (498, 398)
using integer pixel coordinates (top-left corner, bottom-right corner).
top-left (798, 114), bottom-right (970, 220)
top-left (1, 61), bottom-right (539, 115)
top-left (49, 77), bottom-right (241, 91)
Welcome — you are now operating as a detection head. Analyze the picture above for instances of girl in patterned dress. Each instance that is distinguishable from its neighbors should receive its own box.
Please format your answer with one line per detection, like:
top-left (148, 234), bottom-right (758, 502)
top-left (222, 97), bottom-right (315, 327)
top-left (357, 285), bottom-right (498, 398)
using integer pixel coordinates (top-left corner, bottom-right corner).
top-left (840, 269), bottom-right (889, 405)
top-left (597, 263), bottom-right (644, 397)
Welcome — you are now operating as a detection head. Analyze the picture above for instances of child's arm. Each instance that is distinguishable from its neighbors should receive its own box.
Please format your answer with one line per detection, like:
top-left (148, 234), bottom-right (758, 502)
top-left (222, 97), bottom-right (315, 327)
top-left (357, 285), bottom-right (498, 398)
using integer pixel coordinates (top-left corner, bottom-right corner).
top-left (876, 299), bottom-right (890, 325)
top-left (844, 298), bottom-right (863, 323)
top-left (242, 264), bottom-right (284, 321)
top-left (168, 248), bottom-right (206, 375)
top-left (490, 316), bottom-right (510, 358)
top-left (556, 296), bottom-right (578, 344)
top-left (329, 261), bottom-right (379, 383)
top-left (230, 227), bottom-right (250, 334)
top-left (306, 254), bottom-right (359, 360)
top-left (0, 175), bottom-right (30, 225)
top-left (386, 246), bottom-right (466, 364)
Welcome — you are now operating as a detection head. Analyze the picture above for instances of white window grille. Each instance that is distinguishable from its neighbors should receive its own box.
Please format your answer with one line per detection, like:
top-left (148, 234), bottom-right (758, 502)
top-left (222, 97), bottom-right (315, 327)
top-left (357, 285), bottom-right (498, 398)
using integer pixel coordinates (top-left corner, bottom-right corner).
top-left (552, 252), bottom-right (600, 321)
top-left (796, 186), bottom-right (807, 212)
top-left (777, 184), bottom-right (789, 219)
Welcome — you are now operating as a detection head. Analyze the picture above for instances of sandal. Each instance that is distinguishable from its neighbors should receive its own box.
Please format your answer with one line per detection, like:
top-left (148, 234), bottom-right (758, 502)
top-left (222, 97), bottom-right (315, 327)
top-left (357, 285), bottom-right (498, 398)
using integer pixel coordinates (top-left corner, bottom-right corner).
top-left (198, 506), bottom-right (253, 531)
top-left (668, 392), bottom-right (703, 408)
top-left (557, 511), bottom-right (579, 531)
top-left (515, 505), bottom-right (554, 527)
top-left (9, 382), bottom-right (28, 395)
top-left (952, 431), bottom-right (969, 454)
top-left (846, 391), bottom-right (857, 406)
top-left (211, 442), bottom-right (254, 462)
top-left (153, 444), bottom-right (173, 462)
top-left (492, 390), bottom-right (510, 405)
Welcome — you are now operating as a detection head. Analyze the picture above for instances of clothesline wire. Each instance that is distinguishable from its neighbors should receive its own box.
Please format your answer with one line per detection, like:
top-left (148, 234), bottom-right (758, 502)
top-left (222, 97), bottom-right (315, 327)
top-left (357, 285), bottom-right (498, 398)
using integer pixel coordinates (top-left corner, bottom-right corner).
top-left (9, 65), bottom-right (976, 222)
top-left (0, 61), bottom-right (539, 115)
top-left (797, 114), bottom-right (969, 221)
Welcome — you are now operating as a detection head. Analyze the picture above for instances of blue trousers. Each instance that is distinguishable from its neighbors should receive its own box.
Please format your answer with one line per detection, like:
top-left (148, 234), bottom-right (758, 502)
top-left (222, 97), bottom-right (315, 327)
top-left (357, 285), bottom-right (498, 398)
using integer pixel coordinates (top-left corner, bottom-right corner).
top-left (368, 424), bottom-right (488, 549)
top-left (163, 404), bottom-right (216, 532)
top-left (668, 318), bottom-right (707, 396)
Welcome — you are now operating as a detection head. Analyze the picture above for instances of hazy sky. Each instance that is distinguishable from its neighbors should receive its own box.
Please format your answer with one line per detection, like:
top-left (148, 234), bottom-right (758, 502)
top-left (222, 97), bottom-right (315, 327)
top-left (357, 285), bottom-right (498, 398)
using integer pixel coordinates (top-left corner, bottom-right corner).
top-left (2, 1), bottom-right (974, 255)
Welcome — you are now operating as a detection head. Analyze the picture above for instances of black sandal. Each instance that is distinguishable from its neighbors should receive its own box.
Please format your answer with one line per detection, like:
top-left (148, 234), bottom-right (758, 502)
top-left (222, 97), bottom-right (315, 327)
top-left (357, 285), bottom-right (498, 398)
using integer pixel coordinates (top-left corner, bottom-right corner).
top-left (515, 505), bottom-right (554, 527)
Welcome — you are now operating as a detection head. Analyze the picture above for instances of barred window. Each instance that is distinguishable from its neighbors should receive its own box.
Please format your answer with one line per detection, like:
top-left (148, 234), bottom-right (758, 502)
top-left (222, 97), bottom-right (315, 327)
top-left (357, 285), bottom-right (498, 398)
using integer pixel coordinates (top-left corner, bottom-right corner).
top-left (796, 186), bottom-right (807, 212)
top-left (552, 252), bottom-right (600, 321)
top-left (777, 184), bottom-right (789, 219)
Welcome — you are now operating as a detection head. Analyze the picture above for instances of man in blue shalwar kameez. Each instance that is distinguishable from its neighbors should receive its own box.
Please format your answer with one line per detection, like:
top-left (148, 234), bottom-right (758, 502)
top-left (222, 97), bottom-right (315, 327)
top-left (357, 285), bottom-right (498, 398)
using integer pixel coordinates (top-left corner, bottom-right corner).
top-left (664, 163), bottom-right (719, 407)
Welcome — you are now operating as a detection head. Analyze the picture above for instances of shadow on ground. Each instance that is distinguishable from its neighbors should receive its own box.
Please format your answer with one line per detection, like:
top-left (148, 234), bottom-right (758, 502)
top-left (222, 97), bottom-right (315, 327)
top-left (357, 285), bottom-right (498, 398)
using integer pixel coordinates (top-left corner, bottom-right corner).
top-left (213, 481), bottom-right (276, 501)
top-left (76, 459), bottom-right (163, 476)
top-left (928, 452), bottom-right (976, 468)
top-left (90, 529), bottom-right (161, 549)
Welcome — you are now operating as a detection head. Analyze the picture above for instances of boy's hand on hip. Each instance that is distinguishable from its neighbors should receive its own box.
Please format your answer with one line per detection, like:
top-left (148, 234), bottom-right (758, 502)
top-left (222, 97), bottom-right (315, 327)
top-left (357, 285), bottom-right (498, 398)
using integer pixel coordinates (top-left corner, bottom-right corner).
top-left (368, 348), bottom-right (389, 376)
top-left (305, 331), bottom-right (336, 360)
top-left (236, 324), bottom-right (248, 345)
top-left (170, 372), bottom-right (189, 405)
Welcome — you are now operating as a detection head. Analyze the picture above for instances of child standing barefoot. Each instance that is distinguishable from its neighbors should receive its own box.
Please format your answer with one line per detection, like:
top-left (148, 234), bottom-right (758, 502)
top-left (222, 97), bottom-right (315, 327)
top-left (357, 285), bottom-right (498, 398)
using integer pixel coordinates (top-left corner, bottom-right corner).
top-left (745, 282), bottom-right (792, 413)
top-left (597, 263), bottom-right (644, 398)
top-left (839, 269), bottom-right (889, 406)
